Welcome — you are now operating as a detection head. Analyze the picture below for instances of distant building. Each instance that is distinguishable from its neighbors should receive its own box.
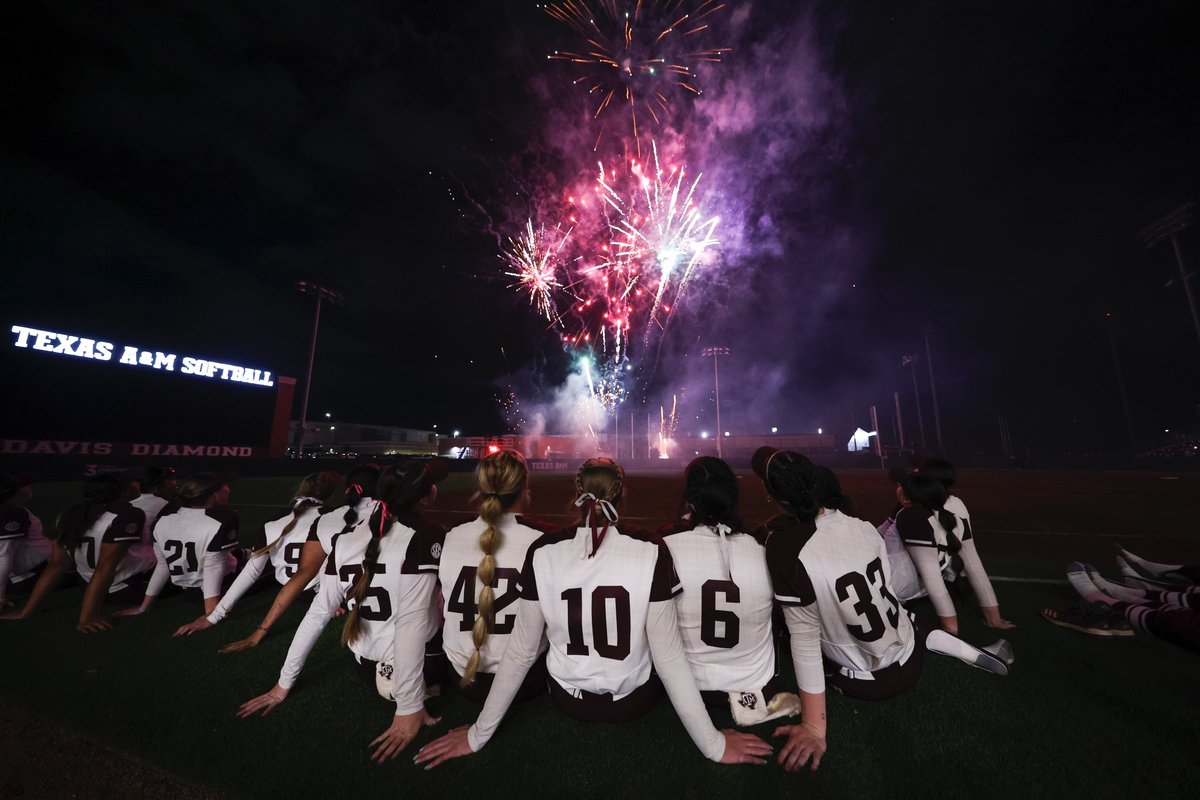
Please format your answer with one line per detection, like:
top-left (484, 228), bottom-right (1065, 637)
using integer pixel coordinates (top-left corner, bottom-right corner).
top-left (287, 420), bottom-right (438, 457)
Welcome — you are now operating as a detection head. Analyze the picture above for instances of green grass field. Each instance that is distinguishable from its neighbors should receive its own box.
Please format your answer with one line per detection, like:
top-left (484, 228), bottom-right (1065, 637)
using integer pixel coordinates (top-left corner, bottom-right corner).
top-left (2, 469), bottom-right (1199, 799)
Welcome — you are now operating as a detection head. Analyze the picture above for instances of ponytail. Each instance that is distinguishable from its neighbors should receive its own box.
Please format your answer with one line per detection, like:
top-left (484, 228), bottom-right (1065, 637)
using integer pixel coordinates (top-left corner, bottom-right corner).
top-left (342, 501), bottom-right (390, 645)
top-left (342, 464), bottom-right (382, 528)
top-left (938, 509), bottom-right (963, 555)
top-left (766, 455), bottom-right (818, 521)
top-left (57, 475), bottom-right (124, 551)
top-left (462, 449), bottom-right (528, 686)
top-left (253, 471), bottom-right (343, 558)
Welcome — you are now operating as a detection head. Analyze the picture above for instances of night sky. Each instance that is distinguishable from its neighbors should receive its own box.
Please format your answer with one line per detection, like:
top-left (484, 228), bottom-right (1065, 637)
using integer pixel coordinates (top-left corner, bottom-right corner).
top-left (3, 0), bottom-right (1198, 454)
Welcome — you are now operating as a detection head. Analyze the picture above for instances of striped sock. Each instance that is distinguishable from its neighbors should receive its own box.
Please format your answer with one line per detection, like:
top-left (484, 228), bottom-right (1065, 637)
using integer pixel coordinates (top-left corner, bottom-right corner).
top-left (1067, 562), bottom-right (1113, 605)
top-left (1124, 605), bottom-right (1153, 636)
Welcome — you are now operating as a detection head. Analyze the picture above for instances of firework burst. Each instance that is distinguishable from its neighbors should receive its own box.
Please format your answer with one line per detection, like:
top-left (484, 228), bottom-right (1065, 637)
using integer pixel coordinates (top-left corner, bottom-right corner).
top-left (502, 220), bottom-right (570, 322)
top-left (544, 0), bottom-right (731, 145)
top-left (501, 141), bottom-right (719, 412)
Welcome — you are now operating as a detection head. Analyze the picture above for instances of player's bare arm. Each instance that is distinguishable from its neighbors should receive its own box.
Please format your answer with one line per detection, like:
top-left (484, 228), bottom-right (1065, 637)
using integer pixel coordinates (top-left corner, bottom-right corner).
top-left (220, 540), bottom-right (324, 652)
top-left (77, 540), bottom-right (132, 633)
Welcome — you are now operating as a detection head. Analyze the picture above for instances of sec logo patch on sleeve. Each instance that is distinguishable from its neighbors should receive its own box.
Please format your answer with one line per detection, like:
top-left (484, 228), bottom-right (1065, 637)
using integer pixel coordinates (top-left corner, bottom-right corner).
top-left (431, 543), bottom-right (442, 559)
top-left (4, 521), bottom-right (19, 533)
top-left (125, 523), bottom-right (140, 535)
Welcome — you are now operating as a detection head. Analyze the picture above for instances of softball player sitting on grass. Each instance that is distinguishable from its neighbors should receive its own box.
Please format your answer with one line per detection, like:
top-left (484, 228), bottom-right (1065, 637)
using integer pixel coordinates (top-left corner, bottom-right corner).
top-left (878, 465), bottom-right (1012, 635)
top-left (2, 473), bottom-right (155, 633)
top-left (218, 464), bottom-right (378, 653)
top-left (173, 471), bottom-right (342, 638)
top-left (114, 473), bottom-right (241, 620)
top-left (237, 460), bottom-right (449, 723)
top-left (371, 448), bottom-right (555, 763)
top-left (0, 473), bottom-right (51, 611)
top-left (660, 457), bottom-right (802, 727)
top-left (753, 448), bottom-right (1012, 772)
top-left (415, 457), bottom-right (772, 769)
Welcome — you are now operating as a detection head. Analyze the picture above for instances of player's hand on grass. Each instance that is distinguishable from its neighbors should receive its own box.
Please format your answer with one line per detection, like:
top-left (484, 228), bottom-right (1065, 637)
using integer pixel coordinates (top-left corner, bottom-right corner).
top-left (413, 725), bottom-right (472, 769)
top-left (111, 606), bottom-right (146, 618)
top-left (237, 684), bottom-right (289, 718)
top-left (719, 729), bottom-right (773, 765)
top-left (0, 607), bottom-right (31, 620)
top-left (174, 615), bottom-right (214, 637)
top-left (982, 606), bottom-right (1016, 629)
top-left (774, 723), bottom-right (826, 772)
top-left (76, 617), bottom-right (113, 634)
top-left (370, 708), bottom-right (442, 763)
top-left (219, 627), bottom-right (267, 653)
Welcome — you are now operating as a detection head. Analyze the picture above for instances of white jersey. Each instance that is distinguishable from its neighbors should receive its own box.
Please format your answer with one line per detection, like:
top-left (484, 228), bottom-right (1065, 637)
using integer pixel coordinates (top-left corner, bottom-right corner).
top-left (130, 493), bottom-right (169, 544)
top-left (72, 503), bottom-right (157, 592)
top-left (151, 507), bottom-right (238, 589)
top-left (436, 514), bottom-right (552, 676)
top-left (262, 505), bottom-right (323, 587)
top-left (519, 525), bottom-right (682, 700)
top-left (0, 506), bottom-right (51, 559)
top-left (766, 510), bottom-right (914, 674)
top-left (663, 524), bottom-right (776, 694)
top-left (320, 508), bottom-right (441, 663)
top-left (305, 498), bottom-right (375, 555)
top-left (895, 505), bottom-right (959, 572)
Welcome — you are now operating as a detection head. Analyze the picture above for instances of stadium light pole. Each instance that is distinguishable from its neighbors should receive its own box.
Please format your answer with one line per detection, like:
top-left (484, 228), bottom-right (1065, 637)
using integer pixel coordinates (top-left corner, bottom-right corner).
top-left (902, 354), bottom-right (927, 451)
top-left (923, 326), bottom-right (944, 452)
top-left (1140, 202), bottom-right (1200, 352)
top-left (701, 346), bottom-right (731, 458)
top-left (293, 280), bottom-right (345, 456)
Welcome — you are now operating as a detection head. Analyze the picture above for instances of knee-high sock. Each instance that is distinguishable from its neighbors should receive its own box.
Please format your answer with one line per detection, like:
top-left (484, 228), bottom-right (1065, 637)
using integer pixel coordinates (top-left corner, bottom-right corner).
top-left (1122, 604), bottom-right (1200, 654)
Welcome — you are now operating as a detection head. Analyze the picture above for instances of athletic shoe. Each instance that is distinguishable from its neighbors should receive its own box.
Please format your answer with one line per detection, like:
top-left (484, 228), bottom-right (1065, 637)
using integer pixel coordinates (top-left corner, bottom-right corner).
top-left (967, 647), bottom-right (1009, 676)
top-left (982, 638), bottom-right (1014, 667)
top-left (1041, 602), bottom-right (1135, 637)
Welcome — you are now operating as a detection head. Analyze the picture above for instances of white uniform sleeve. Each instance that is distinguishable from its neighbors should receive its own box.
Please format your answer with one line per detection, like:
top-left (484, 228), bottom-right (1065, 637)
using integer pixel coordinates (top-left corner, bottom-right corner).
top-left (646, 599), bottom-right (725, 762)
top-left (201, 550), bottom-right (230, 600)
top-left (144, 543), bottom-right (170, 598)
top-left (783, 604), bottom-right (825, 694)
top-left (391, 572), bottom-right (438, 716)
top-left (278, 572), bottom-right (342, 690)
top-left (0, 540), bottom-right (15, 606)
top-left (467, 597), bottom-right (546, 752)
top-left (207, 552), bottom-right (269, 623)
top-left (908, 545), bottom-right (956, 618)
top-left (958, 538), bottom-right (998, 608)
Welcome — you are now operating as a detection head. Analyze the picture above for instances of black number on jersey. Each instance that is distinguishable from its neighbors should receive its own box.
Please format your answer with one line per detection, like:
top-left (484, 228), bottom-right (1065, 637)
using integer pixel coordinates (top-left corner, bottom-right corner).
top-left (339, 563), bottom-right (392, 621)
top-left (700, 579), bottom-right (741, 649)
top-left (561, 586), bottom-right (632, 660)
top-left (446, 566), bottom-right (522, 634)
top-left (835, 557), bottom-right (901, 642)
top-left (81, 539), bottom-right (97, 569)
top-left (163, 540), bottom-right (198, 576)
top-left (282, 542), bottom-right (304, 577)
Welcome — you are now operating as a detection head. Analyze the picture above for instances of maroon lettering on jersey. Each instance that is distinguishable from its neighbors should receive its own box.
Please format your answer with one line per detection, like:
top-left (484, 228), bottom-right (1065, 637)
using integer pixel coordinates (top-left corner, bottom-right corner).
top-left (763, 515), bottom-right (818, 606)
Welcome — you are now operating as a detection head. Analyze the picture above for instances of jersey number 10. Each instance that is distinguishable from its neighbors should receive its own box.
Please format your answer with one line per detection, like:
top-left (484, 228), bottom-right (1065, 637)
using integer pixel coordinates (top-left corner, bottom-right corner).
top-left (561, 586), bottom-right (632, 661)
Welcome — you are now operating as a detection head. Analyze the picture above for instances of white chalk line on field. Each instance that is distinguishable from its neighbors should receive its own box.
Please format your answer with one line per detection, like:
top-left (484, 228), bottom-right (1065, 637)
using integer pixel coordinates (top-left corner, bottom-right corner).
top-left (988, 576), bottom-right (1068, 585)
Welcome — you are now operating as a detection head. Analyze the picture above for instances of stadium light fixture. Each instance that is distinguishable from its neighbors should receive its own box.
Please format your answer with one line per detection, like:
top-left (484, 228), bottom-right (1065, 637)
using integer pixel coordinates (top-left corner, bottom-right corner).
top-left (1141, 203), bottom-right (1200, 351)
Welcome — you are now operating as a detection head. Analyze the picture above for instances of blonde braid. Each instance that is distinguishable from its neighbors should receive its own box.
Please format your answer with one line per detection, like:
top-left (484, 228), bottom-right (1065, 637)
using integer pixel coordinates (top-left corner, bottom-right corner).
top-left (461, 450), bottom-right (527, 686)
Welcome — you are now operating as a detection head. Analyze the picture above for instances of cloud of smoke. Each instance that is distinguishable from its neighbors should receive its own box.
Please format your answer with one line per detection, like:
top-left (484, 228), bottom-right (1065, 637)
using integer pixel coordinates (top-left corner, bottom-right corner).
top-left (500, 1), bottom-right (867, 441)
